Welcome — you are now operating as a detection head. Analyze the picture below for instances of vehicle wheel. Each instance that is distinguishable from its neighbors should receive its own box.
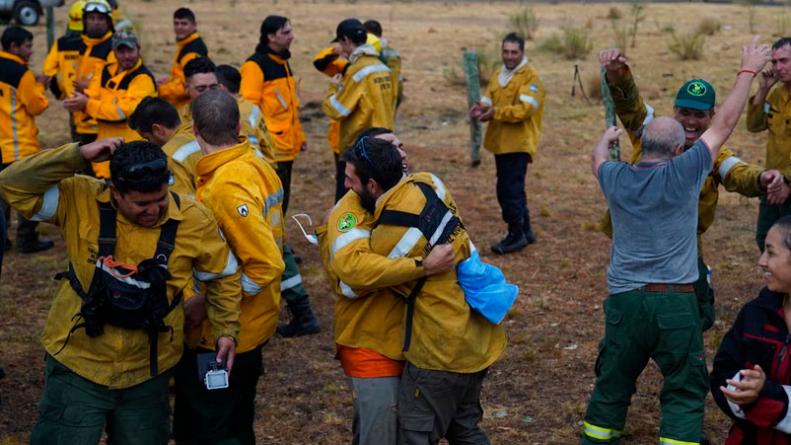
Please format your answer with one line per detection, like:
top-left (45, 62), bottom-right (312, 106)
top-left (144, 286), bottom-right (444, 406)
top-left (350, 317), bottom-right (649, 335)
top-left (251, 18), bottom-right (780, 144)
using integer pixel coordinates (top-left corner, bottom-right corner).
top-left (13, 1), bottom-right (40, 27)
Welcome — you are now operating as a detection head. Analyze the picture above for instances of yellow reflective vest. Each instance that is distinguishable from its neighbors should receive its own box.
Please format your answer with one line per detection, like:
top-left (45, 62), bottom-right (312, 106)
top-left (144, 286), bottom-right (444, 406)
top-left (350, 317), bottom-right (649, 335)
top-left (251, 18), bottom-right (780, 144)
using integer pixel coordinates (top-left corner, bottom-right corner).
top-left (0, 51), bottom-right (48, 164)
top-left (240, 49), bottom-right (305, 163)
top-left (85, 57), bottom-right (157, 178)
top-left (350, 173), bottom-right (506, 372)
top-left (0, 143), bottom-right (241, 388)
top-left (747, 84), bottom-right (791, 180)
top-left (318, 190), bottom-right (411, 360)
top-left (192, 139), bottom-right (285, 352)
top-left (601, 70), bottom-right (765, 252)
top-left (323, 45), bottom-right (394, 154)
top-left (158, 32), bottom-right (208, 110)
top-left (482, 60), bottom-right (544, 157)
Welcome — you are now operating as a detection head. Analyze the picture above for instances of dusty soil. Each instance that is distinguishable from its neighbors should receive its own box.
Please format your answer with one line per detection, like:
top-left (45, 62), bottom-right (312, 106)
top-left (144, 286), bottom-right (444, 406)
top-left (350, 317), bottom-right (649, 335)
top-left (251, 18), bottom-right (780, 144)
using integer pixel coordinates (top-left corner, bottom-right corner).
top-left (0, 1), bottom-right (786, 443)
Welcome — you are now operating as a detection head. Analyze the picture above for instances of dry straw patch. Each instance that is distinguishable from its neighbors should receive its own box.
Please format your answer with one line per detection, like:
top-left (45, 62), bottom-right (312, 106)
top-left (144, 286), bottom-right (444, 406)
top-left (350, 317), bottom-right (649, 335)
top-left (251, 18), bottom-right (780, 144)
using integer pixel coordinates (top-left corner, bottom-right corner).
top-left (0, 1), bottom-right (780, 443)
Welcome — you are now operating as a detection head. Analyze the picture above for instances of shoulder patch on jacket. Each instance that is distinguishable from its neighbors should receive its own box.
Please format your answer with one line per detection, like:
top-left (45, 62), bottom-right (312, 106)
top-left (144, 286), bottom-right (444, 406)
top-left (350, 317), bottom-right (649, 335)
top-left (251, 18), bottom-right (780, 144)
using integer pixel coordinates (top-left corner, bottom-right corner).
top-left (237, 204), bottom-right (249, 217)
top-left (337, 212), bottom-right (357, 232)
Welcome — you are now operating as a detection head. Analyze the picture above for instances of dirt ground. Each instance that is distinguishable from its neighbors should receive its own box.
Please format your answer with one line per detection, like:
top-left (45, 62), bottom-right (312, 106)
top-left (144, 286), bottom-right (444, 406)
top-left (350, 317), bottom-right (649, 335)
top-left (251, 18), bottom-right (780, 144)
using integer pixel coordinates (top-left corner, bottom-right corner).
top-left (1, 0), bottom-right (787, 443)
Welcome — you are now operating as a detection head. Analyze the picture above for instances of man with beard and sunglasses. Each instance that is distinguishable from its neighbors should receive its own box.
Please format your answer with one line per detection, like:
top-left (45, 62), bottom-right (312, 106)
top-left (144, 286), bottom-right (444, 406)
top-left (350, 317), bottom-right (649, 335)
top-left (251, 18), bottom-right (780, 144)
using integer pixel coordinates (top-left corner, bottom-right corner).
top-left (328, 135), bottom-right (505, 444)
top-left (598, 47), bottom-right (788, 333)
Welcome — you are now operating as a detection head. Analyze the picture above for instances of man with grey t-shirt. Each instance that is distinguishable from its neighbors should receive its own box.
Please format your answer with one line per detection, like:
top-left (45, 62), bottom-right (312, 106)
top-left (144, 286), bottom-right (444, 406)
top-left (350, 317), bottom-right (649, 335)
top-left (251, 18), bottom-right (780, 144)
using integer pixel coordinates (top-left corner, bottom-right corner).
top-left (581, 38), bottom-right (770, 445)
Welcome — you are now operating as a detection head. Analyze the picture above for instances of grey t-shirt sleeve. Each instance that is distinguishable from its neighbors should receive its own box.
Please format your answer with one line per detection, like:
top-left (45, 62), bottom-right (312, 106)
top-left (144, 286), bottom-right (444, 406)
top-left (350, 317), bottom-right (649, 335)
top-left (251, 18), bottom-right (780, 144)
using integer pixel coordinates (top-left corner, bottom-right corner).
top-left (597, 161), bottom-right (620, 197)
top-left (671, 139), bottom-right (713, 190)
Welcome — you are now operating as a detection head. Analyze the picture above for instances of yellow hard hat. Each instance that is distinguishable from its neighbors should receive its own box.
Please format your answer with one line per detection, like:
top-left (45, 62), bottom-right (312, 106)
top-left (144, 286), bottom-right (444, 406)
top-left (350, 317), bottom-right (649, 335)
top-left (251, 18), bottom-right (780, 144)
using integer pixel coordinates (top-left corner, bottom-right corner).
top-left (82, 0), bottom-right (114, 28)
top-left (68, 0), bottom-right (86, 32)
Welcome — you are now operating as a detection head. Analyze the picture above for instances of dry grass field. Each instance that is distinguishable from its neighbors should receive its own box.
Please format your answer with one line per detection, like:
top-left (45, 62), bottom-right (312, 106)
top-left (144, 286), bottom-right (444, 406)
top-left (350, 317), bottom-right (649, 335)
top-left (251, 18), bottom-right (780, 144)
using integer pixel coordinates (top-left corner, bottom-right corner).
top-left (2, 0), bottom-right (789, 443)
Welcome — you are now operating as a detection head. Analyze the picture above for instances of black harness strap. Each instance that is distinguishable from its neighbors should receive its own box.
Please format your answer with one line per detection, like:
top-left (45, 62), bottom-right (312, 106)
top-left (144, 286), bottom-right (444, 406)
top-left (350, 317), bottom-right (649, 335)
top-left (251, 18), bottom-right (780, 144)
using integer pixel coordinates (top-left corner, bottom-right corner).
top-left (374, 180), bottom-right (462, 352)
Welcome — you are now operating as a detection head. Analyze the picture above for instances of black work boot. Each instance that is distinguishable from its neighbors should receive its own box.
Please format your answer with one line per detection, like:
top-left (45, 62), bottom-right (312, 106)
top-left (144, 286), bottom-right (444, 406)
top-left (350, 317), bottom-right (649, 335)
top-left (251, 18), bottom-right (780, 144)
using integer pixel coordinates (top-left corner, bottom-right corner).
top-left (277, 296), bottom-right (320, 337)
top-left (491, 222), bottom-right (528, 255)
top-left (523, 219), bottom-right (537, 245)
top-left (18, 234), bottom-right (54, 254)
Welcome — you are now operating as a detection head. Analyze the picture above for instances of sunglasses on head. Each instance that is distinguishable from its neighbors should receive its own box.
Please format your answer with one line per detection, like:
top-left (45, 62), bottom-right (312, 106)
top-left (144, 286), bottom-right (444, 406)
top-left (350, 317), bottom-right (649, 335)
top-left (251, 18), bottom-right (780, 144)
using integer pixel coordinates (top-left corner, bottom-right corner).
top-left (116, 158), bottom-right (168, 182)
top-left (354, 136), bottom-right (375, 168)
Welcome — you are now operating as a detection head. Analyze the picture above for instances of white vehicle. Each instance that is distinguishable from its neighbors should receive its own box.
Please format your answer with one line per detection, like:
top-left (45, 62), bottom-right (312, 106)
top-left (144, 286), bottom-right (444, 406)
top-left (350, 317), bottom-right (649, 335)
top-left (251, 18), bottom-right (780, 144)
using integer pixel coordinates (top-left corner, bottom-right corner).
top-left (0, 0), bottom-right (64, 26)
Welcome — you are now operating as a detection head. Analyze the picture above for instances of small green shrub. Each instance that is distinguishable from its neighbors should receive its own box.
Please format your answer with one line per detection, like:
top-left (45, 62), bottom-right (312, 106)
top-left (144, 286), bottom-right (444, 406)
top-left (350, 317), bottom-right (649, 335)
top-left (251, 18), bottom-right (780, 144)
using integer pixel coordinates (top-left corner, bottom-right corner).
top-left (696, 17), bottom-right (721, 36)
top-left (510, 8), bottom-right (539, 40)
top-left (539, 27), bottom-right (593, 60)
top-left (668, 31), bottom-right (706, 61)
top-left (606, 6), bottom-right (622, 20)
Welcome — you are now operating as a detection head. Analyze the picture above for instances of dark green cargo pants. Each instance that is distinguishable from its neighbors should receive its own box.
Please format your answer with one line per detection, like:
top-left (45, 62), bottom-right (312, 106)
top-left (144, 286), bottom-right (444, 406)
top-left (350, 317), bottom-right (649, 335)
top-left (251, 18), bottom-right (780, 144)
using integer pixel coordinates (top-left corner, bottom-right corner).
top-left (694, 256), bottom-right (715, 332)
top-left (30, 355), bottom-right (170, 445)
top-left (581, 288), bottom-right (708, 445)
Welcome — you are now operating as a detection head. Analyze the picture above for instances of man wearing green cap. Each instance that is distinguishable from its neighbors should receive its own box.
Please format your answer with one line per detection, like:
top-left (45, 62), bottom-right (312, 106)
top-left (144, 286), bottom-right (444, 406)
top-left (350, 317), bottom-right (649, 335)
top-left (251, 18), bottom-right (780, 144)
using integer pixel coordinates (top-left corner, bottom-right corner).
top-left (597, 47), bottom-right (787, 333)
top-left (747, 37), bottom-right (791, 251)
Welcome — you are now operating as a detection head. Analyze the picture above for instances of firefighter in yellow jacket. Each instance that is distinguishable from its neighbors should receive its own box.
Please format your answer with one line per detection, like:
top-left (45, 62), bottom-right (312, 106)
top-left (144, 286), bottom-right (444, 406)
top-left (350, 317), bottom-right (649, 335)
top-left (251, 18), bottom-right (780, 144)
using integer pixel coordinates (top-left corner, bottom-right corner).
top-left (471, 32), bottom-right (544, 255)
top-left (172, 90), bottom-right (285, 444)
top-left (157, 7), bottom-right (208, 110)
top-left (364, 19), bottom-right (403, 109)
top-left (0, 26), bottom-right (53, 254)
top-left (240, 15), bottom-right (306, 216)
top-left (598, 47), bottom-right (786, 330)
top-left (65, 30), bottom-right (157, 178)
top-left (0, 137), bottom-right (240, 444)
top-left (44, 0), bottom-right (116, 144)
top-left (339, 137), bottom-right (505, 444)
top-left (323, 19), bottom-right (394, 203)
top-left (746, 37), bottom-right (791, 251)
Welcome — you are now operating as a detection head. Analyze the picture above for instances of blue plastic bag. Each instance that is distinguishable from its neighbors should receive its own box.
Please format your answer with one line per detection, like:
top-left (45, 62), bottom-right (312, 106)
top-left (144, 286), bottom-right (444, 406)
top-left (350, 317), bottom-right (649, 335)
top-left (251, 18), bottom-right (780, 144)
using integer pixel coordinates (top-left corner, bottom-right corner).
top-left (456, 249), bottom-right (519, 324)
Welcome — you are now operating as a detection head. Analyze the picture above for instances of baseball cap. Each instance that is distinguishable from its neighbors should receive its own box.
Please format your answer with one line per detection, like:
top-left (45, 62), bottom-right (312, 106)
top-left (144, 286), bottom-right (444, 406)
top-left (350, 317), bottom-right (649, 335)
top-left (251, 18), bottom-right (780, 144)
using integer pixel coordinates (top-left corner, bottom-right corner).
top-left (674, 79), bottom-right (716, 111)
top-left (112, 29), bottom-right (139, 49)
top-left (331, 18), bottom-right (366, 43)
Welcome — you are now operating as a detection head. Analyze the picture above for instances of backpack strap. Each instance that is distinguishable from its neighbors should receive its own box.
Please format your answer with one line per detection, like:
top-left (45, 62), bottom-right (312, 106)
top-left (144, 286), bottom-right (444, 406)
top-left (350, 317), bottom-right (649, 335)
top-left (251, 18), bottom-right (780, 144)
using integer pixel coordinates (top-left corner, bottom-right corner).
top-left (97, 201), bottom-right (117, 257)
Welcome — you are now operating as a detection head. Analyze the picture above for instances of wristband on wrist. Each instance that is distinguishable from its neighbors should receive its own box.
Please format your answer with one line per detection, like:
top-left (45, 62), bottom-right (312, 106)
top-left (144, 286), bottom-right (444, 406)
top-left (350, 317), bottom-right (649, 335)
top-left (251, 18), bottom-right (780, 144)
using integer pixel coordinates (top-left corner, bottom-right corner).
top-left (738, 69), bottom-right (757, 77)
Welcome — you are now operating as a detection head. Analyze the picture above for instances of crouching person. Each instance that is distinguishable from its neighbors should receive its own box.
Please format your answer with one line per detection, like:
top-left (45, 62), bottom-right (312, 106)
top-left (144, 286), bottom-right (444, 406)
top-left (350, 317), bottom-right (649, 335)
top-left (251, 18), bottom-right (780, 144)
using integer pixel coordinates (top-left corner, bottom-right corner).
top-left (0, 138), bottom-right (240, 445)
top-left (338, 137), bottom-right (507, 444)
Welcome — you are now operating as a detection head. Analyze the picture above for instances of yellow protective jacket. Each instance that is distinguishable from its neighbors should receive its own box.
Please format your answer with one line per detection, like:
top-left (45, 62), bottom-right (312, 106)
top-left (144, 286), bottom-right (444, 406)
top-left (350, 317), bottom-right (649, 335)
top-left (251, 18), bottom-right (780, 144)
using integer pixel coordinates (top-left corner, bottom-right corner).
top-left (240, 49), bottom-right (305, 162)
top-left (158, 32), bottom-right (208, 110)
top-left (348, 173), bottom-right (506, 372)
top-left (313, 46), bottom-right (348, 154)
top-left (379, 40), bottom-right (402, 108)
top-left (193, 139), bottom-right (285, 352)
top-left (0, 143), bottom-right (241, 389)
top-left (162, 120), bottom-right (200, 195)
top-left (481, 60), bottom-right (544, 157)
top-left (46, 31), bottom-right (116, 136)
top-left (601, 69), bottom-right (765, 252)
top-left (323, 45), bottom-right (394, 154)
top-left (318, 190), bottom-right (410, 360)
top-left (747, 85), bottom-right (791, 179)
top-left (42, 34), bottom-right (84, 100)
top-left (85, 57), bottom-right (157, 178)
top-left (238, 96), bottom-right (276, 165)
top-left (0, 51), bottom-right (48, 164)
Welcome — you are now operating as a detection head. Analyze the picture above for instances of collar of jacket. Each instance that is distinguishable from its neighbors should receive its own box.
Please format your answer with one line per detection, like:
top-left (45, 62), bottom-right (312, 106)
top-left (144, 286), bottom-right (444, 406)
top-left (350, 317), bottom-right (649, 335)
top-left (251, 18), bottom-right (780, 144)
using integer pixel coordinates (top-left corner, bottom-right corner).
top-left (0, 50), bottom-right (26, 66)
top-left (96, 183), bottom-right (185, 226)
top-left (372, 173), bottom-right (412, 218)
top-left (82, 30), bottom-right (113, 46)
top-left (349, 43), bottom-right (379, 64)
top-left (756, 286), bottom-right (788, 318)
top-left (259, 45), bottom-right (291, 62)
top-left (108, 56), bottom-right (143, 78)
top-left (195, 136), bottom-right (251, 177)
top-left (498, 57), bottom-right (528, 88)
top-left (177, 32), bottom-right (200, 46)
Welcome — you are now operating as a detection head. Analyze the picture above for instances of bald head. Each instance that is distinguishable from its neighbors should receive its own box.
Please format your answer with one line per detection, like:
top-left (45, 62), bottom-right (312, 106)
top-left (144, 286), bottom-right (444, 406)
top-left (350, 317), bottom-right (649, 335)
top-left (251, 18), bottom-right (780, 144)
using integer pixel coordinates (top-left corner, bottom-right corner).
top-left (641, 116), bottom-right (686, 159)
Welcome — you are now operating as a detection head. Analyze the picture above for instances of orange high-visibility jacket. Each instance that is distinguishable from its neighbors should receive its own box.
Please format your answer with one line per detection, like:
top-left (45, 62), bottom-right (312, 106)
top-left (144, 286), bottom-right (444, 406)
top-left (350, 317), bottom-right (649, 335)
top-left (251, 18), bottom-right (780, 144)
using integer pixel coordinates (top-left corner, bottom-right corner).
top-left (240, 49), bottom-right (305, 163)
top-left (158, 32), bottom-right (208, 109)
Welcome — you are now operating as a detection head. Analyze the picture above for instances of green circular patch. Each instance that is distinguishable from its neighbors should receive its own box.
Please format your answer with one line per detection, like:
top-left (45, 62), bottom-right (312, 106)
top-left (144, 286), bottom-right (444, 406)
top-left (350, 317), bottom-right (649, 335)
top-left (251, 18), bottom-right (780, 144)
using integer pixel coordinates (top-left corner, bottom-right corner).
top-left (687, 81), bottom-right (707, 97)
top-left (337, 213), bottom-right (357, 232)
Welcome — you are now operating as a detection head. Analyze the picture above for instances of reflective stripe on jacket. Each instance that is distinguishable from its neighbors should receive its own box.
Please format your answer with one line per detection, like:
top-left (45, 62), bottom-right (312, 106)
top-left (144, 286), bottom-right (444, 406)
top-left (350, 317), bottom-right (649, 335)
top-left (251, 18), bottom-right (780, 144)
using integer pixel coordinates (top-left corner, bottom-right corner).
top-left (482, 62), bottom-right (544, 156)
top-left (0, 51), bottom-right (48, 163)
top-left (158, 32), bottom-right (208, 109)
top-left (238, 96), bottom-right (276, 165)
top-left (313, 46), bottom-right (349, 154)
top-left (0, 143), bottom-right (241, 388)
top-left (240, 50), bottom-right (305, 162)
top-left (193, 139), bottom-right (285, 352)
top-left (319, 189), bottom-right (412, 360)
top-left (322, 45), bottom-right (394, 153)
top-left (162, 120), bottom-right (200, 195)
